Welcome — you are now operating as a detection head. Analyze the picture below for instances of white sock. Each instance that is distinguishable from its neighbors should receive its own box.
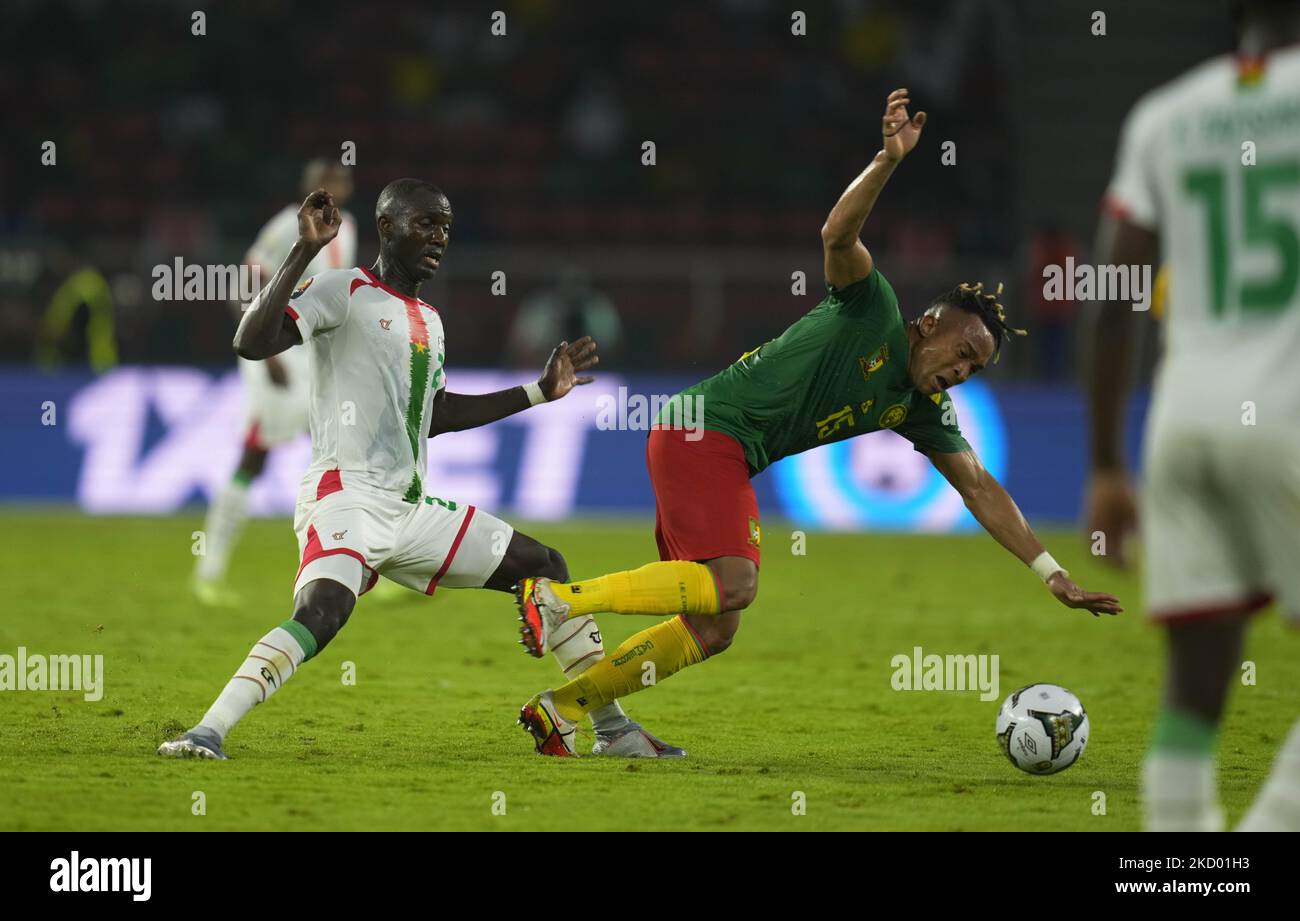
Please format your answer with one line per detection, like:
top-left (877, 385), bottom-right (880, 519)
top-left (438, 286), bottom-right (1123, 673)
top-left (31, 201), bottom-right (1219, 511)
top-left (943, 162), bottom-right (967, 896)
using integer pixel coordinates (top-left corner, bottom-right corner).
top-left (1143, 750), bottom-right (1224, 831)
top-left (1237, 717), bottom-right (1300, 831)
top-left (196, 623), bottom-right (313, 740)
top-left (195, 477), bottom-right (250, 582)
top-left (548, 614), bottom-right (630, 734)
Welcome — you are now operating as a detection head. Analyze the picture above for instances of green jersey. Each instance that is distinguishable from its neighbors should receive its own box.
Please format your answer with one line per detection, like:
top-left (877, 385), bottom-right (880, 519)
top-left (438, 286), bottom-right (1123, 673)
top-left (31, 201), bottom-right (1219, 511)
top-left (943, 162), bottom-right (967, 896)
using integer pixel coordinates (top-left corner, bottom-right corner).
top-left (666, 269), bottom-right (970, 475)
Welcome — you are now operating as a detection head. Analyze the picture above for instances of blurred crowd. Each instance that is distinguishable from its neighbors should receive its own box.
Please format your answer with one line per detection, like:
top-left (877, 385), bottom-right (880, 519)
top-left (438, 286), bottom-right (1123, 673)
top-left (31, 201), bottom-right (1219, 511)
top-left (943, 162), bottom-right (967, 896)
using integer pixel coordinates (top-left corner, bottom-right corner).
top-left (0, 0), bottom-right (1226, 377)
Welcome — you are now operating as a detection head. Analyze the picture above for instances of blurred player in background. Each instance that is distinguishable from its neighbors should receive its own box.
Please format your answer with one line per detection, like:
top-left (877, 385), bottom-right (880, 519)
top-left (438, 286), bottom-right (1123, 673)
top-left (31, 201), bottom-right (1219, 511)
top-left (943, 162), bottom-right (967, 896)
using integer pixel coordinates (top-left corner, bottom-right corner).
top-left (514, 90), bottom-right (1122, 756)
top-left (505, 265), bottom-right (623, 369)
top-left (193, 160), bottom-right (357, 605)
top-left (1086, 0), bottom-right (1300, 831)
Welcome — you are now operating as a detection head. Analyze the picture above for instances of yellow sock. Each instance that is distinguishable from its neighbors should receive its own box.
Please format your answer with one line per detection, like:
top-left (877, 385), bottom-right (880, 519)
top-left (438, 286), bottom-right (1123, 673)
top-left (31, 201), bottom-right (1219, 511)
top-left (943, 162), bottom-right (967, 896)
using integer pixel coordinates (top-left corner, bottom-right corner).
top-left (550, 561), bottom-right (722, 617)
top-left (550, 616), bottom-right (708, 720)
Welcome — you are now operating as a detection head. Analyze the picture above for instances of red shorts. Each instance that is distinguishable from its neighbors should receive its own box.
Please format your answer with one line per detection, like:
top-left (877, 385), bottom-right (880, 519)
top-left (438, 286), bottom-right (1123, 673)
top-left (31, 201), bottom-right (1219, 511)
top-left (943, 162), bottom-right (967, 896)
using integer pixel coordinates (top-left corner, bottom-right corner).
top-left (647, 427), bottom-right (761, 567)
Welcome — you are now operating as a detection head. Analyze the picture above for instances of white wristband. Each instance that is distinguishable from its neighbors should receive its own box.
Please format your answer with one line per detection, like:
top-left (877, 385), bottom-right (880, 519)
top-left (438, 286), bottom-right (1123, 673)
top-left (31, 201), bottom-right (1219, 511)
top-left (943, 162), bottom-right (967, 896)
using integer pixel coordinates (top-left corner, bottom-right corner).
top-left (1030, 551), bottom-right (1066, 583)
top-left (523, 381), bottom-right (547, 406)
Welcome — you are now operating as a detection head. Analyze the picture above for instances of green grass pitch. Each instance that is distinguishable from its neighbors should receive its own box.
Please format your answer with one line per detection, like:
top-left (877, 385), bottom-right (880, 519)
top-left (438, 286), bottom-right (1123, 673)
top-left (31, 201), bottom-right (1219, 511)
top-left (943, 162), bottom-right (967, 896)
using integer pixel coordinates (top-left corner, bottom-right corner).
top-left (0, 510), bottom-right (1293, 831)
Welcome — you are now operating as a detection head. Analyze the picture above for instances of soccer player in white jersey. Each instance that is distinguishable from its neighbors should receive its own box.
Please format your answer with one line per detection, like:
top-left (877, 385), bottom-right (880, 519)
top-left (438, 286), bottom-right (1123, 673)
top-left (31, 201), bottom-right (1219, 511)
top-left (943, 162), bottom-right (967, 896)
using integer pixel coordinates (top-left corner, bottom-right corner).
top-left (1086, 0), bottom-right (1300, 831)
top-left (161, 179), bottom-right (683, 759)
top-left (193, 160), bottom-right (358, 605)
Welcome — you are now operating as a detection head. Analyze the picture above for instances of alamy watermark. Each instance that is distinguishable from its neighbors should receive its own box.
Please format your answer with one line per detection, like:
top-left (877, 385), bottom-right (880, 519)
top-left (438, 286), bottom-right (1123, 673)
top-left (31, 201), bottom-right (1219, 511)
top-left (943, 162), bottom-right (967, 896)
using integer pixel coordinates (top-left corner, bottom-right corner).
top-left (50, 852), bottom-right (150, 901)
top-left (596, 387), bottom-right (705, 441)
top-left (890, 645), bottom-right (999, 701)
top-left (1042, 257), bottom-right (1153, 311)
top-left (151, 258), bottom-right (262, 307)
top-left (0, 647), bottom-right (104, 701)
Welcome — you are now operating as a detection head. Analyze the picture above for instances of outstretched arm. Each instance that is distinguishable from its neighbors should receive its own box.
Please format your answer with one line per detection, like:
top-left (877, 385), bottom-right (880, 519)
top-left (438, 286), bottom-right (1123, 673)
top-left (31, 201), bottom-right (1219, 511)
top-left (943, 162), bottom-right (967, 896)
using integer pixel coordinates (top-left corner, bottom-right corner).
top-left (233, 190), bottom-right (340, 360)
top-left (428, 337), bottom-right (598, 437)
top-left (928, 449), bottom-right (1123, 616)
top-left (821, 88), bottom-right (926, 289)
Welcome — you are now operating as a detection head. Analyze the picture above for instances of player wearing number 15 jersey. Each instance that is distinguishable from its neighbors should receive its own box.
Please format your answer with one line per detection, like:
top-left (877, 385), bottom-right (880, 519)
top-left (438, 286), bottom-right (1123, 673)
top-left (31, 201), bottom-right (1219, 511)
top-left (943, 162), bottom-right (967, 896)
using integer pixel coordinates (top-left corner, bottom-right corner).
top-left (1086, 0), bottom-right (1300, 831)
top-left (513, 90), bottom-right (1122, 756)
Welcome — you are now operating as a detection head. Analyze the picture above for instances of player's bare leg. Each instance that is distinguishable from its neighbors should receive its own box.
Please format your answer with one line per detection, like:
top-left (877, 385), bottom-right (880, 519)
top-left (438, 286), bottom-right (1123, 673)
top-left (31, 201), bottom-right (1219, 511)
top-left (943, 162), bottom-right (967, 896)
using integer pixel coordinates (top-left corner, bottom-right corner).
top-left (193, 442), bottom-right (269, 606)
top-left (491, 531), bottom-right (683, 757)
top-left (158, 578), bottom-right (354, 759)
top-left (1143, 615), bottom-right (1247, 831)
top-left (681, 556), bottom-right (755, 654)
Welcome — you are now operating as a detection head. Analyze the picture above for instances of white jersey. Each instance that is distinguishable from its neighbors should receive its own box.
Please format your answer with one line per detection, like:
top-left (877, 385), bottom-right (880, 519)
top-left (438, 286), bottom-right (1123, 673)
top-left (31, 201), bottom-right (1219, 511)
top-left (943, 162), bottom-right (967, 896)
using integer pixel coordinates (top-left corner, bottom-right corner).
top-left (1105, 47), bottom-right (1300, 436)
top-left (242, 204), bottom-right (357, 382)
top-left (285, 267), bottom-right (447, 501)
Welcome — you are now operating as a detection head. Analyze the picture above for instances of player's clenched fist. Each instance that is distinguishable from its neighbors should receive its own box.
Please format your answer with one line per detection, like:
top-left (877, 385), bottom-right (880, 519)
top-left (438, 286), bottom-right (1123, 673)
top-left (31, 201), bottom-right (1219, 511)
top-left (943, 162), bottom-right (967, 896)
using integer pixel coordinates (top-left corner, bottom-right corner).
top-left (538, 336), bottom-right (599, 401)
top-left (297, 188), bottom-right (342, 248)
top-left (881, 87), bottom-right (926, 162)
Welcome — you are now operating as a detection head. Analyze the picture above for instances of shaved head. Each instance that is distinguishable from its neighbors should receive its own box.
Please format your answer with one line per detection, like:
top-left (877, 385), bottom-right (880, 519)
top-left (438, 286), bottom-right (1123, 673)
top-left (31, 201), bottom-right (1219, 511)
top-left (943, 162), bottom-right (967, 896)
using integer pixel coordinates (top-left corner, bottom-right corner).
top-left (375, 178), bottom-right (446, 223)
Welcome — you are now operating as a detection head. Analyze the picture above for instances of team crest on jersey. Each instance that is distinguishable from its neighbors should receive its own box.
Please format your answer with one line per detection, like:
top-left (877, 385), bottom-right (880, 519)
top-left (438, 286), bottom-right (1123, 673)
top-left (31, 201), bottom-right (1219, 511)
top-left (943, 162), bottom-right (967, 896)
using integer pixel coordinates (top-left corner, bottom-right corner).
top-left (747, 516), bottom-right (761, 548)
top-left (290, 277), bottom-right (313, 299)
top-left (858, 345), bottom-right (889, 380)
top-left (878, 402), bottom-right (908, 429)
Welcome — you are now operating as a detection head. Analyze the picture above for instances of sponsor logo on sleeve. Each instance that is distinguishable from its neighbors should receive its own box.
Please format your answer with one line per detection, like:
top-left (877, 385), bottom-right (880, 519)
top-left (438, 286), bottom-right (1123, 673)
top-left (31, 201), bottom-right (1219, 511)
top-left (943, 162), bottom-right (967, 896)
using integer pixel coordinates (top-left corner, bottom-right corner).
top-left (878, 403), bottom-right (908, 429)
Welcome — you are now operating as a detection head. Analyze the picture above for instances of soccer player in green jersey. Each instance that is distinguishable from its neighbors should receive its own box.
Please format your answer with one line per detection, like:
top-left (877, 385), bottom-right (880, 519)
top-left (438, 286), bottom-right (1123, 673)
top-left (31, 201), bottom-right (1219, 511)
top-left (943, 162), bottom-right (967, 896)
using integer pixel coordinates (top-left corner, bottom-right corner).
top-left (514, 89), bottom-right (1122, 757)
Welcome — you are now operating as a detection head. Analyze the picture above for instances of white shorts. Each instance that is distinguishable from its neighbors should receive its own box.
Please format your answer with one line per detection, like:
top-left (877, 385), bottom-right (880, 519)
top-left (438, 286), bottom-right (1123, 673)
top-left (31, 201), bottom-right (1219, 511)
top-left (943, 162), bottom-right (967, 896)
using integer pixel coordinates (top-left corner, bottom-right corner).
top-left (238, 349), bottom-right (309, 448)
top-left (1143, 428), bottom-right (1300, 625)
top-left (291, 470), bottom-right (513, 599)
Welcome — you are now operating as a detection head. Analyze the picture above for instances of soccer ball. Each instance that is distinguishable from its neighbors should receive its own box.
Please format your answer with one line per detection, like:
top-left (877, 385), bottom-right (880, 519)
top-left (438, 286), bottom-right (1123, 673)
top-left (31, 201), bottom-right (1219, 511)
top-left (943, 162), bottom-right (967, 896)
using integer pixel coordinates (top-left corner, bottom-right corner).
top-left (995, 683), bottom-right (1089, 775)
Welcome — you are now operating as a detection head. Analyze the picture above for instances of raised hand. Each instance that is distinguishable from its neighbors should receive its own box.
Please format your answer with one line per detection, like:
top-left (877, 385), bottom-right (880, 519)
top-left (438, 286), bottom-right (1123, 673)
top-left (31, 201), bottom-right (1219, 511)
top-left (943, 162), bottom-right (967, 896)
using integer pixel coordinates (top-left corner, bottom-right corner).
top-left (881, 88), bottom-right (926, 162)
top-left (1047, 571), bottom-right (1123, 617)
top-left (538, 336), bottom-right (599, 401)
top-left (297, 189), bottom-right (342, 248)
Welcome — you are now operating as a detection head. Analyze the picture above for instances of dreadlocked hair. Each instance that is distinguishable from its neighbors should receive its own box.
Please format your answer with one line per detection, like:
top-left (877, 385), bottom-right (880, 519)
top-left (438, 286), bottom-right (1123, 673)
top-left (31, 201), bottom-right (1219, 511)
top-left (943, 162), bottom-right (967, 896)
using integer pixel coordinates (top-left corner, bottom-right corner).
top-left (932, 281), bottom-right (1027, 364)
